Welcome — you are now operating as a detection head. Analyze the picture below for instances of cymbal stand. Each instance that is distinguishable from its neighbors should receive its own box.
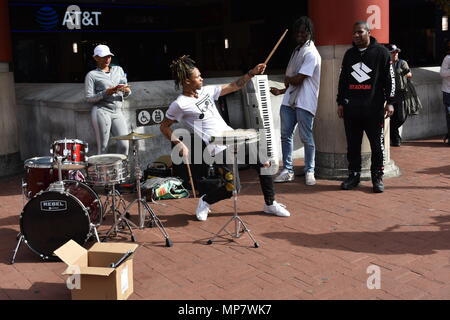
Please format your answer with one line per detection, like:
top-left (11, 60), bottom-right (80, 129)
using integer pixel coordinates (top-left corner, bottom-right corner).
top-left (207, 142), bottom-right (260, 248)
top-left (124, 139), bottom-right (173, 247)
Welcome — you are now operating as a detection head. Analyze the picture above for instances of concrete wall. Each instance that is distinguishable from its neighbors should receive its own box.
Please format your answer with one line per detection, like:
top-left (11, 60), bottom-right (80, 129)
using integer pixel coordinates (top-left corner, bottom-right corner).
top-left (14, 67), bottom-right (445, 171)
top-left (0, 62), bottom-right (21, 176)
top-left (400, 67), bottom-right (446, 140)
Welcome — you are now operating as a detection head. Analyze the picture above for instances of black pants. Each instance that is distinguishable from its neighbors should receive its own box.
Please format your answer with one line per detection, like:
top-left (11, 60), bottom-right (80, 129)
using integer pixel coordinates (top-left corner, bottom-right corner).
top-left (344, 113), bottom-right (385, 174)
top-left (390, 96), bottom-right (407, 144)
top-left (444, 92), bottom-right (450, 141)
top-left (203, 147), bottom-right (275, 206)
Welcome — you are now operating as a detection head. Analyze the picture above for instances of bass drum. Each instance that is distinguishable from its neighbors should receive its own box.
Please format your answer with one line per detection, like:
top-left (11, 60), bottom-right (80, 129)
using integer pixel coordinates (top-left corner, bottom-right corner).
top-left (20, 180), bottom-right (103, 260)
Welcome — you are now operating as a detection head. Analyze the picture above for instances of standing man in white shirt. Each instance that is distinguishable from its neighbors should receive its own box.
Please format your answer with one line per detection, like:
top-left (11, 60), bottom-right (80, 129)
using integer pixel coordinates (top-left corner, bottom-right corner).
top-left (270, 16), bottom-right (322, 185)
top-left (440, 40), bottom-right (450, 146)
top-left (160, 55), bottom-right (291, 221)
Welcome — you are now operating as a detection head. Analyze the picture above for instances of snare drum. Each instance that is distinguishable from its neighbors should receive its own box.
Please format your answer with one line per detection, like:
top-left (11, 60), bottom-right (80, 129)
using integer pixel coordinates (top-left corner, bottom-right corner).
top-left (23, 156), bottom-right (69, 199)
top-left (86, 154), bottom-right (129, 186)
top-left (51, 138), bottom-right (88, 170)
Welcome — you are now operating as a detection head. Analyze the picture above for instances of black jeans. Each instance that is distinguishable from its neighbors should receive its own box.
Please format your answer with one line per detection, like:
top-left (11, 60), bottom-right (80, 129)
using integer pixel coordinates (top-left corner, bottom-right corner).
top-left (203, 147), bottom-right (275, 206)
top-left (390, 96), bottom-right (407, 144)
top-left (344, 113), bottom-right (385, 174)
top-left (444, 92), bottom-right (450, 140)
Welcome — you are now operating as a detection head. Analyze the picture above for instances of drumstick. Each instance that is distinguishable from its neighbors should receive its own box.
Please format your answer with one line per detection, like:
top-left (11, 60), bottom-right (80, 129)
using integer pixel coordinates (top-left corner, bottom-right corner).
top-left (264, 29), bottom-right (289, 66)
top-left (184, 156), bottom-right (197, 198)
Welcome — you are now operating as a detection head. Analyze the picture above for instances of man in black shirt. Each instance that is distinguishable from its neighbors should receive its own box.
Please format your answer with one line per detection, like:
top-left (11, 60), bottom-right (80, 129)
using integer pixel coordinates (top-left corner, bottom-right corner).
top-left (337, 21), bottom-right (395, 193)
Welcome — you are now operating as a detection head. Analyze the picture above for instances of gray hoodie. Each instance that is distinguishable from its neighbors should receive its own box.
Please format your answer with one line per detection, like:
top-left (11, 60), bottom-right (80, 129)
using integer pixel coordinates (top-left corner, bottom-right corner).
top-left (85, 65), bottom-right (131, 111)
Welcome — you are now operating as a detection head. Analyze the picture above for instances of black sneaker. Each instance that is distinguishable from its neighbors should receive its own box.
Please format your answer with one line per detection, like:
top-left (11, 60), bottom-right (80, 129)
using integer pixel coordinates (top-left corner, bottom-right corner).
top-left (371, 172), bottom-right (384, 193)
top-left (341, 172), bottom-right (361, 190)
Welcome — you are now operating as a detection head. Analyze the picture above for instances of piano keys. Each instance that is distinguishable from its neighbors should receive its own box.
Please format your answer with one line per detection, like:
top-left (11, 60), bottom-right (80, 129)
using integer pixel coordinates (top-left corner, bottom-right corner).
top-left (243, 74), bottom-right (281, 167)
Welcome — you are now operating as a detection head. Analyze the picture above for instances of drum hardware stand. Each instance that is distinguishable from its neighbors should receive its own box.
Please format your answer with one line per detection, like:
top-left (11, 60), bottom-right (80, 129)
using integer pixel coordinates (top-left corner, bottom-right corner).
top-left (207, 142), bottom-right (260, 248)
top-left (102, 186), bottom-right (133, 226)
top-left (21, 179), bottom-right (28, 205)
top-left (89, 223), bottom-right (101, 243)
top-left (102, 183), bottom-right (137, 242)
top-left (124, 139), bottom-right (173, 247)
top-left (10, 226), bottom-right (99, 264)
top-left (10, 233), bottom-right (24, 264)
top-left (48, 156), bottom-right (67, 193)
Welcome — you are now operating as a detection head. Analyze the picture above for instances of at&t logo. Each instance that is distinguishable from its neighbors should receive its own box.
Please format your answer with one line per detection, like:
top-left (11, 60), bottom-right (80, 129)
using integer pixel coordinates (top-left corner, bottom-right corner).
top-left (35, 6), bottom-right (59, 31)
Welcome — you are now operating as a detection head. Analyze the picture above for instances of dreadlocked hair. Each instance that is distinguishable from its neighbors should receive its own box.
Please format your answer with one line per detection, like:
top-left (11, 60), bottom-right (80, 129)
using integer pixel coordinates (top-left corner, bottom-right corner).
top-left (293, 16), bottom-right (315, 44)
top-left (170, 55), bottom-right (197, 90)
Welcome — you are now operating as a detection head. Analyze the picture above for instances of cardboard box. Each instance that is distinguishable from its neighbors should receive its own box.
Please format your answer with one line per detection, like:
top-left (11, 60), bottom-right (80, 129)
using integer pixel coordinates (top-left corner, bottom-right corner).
top-left (54, 240), bottom-right (139, 300)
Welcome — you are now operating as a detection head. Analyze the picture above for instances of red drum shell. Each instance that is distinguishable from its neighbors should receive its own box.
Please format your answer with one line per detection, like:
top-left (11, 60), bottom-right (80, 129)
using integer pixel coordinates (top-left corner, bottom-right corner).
top-left (24, 156), bottom-right (69, 199)
top-left (52, 139), bottom-right (88, 170)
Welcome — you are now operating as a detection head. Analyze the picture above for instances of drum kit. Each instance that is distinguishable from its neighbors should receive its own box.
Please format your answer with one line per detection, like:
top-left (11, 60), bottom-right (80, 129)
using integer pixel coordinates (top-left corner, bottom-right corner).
top-left (11, 134), bottom-right (172, 264)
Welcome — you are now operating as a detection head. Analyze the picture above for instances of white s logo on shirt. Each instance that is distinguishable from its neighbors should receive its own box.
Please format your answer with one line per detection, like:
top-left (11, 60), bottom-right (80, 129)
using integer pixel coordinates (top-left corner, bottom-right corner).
top-left (351, 63), bottom-right (372, 83)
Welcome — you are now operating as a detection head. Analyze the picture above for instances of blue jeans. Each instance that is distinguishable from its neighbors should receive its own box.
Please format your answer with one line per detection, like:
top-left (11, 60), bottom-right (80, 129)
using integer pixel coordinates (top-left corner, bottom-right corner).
top-left (280, 105), bottom-right (315, 173)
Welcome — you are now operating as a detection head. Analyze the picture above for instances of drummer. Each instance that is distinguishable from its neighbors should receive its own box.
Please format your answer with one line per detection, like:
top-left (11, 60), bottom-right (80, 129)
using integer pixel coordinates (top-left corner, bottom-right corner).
top-left (160, 55), bottom-right (291, 221)
top-left (85, 44), bottom-right (130, 155)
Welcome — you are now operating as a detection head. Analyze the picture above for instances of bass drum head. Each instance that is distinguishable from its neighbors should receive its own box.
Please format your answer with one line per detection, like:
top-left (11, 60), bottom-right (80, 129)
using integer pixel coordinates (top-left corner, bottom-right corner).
top-left (20, 191), bottom-right (91, 259)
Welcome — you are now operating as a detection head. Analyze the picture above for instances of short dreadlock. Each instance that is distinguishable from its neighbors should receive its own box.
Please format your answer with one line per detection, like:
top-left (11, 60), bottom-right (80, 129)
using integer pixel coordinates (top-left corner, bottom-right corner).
top-left (293, 16), bottom-right (315, 45)
top-left (170, 55), bottom-right (197, 90)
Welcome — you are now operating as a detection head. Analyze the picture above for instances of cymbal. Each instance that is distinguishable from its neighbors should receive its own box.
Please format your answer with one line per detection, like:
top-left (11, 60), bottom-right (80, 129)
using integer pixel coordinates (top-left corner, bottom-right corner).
top-left (111, 131), bottom-right (155, 141)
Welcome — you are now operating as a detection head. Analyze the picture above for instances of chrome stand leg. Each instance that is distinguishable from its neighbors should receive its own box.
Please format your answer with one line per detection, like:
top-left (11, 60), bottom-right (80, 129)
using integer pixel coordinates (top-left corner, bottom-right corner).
top-left (11, 233), bottom-right (24, 264)
top-left (90, 224), bottom-right (100, 243)
top-left (124, 198), bottom-right (172, 247)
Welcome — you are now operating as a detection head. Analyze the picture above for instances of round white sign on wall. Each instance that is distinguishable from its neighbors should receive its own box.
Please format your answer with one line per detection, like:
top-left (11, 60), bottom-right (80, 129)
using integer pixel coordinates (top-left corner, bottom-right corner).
top-left (138, 110), bottom-right (151, 126)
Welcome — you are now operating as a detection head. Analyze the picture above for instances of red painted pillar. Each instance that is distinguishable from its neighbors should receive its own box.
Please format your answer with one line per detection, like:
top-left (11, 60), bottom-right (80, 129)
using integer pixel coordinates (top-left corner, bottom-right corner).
top-left (0, 0), bottom-right (12, 62)
top-left (309, 0), bottom-right (389, 46)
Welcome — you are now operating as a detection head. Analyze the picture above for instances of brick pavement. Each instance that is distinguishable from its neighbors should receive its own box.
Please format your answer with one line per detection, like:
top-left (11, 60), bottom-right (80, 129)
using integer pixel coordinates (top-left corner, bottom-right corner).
top-left (0, 137), bottom-right (449, 300)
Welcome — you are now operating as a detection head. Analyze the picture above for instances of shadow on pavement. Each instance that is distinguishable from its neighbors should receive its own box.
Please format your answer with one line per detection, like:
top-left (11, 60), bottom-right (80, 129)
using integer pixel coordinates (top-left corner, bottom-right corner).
top-left (1, 282), bottom-right (69, 300)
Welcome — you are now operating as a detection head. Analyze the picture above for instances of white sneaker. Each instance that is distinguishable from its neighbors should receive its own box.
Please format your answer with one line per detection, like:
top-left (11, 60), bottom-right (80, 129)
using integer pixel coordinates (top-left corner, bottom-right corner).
top-left (195, 196), bottom-right (211, 221)
top-left (274, 169), bottom-right (294, 183)
top-left (305, 172), bottom-right (316, 186)
top-left (263, 201), bottom-right (291, 217)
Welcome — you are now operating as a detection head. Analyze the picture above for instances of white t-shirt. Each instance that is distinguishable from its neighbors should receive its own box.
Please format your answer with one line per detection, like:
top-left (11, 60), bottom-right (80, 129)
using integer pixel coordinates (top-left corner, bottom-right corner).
top-left (166, 85), bottom-right (233, 155)
top-left (282, 41), bottom-right (321, 115)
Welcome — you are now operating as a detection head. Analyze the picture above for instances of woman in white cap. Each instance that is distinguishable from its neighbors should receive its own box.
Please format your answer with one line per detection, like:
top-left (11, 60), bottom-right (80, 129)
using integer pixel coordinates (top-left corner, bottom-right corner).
top-left (85, 44), bottom-right (130, 155)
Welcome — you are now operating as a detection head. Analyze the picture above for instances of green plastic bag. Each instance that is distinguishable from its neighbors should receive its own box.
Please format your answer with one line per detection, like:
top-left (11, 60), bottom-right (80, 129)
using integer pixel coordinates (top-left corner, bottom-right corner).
top-left (141, 177), bottom-right (189, 201)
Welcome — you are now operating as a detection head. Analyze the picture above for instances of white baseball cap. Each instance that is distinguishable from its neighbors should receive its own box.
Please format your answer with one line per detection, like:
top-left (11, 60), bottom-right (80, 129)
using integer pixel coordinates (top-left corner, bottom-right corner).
top-left (93, 45), bottom-right (114, 58)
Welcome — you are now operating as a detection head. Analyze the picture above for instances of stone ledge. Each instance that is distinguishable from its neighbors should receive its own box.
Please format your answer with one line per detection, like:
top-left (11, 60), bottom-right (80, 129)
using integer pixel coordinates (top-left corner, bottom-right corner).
top-left (316, 151), bottom-right (400, 180)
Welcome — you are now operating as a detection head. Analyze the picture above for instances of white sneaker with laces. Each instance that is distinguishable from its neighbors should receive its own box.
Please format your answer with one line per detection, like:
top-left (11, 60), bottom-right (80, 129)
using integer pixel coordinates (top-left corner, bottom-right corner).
top-left (263, 201), bottom-right (291, 217)
top-left (305, 172), bottom-right (316, 186)
top-left (195, 196), bottom-right (211, 221)
top-left (274, 169), bottom-right (294, 183)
